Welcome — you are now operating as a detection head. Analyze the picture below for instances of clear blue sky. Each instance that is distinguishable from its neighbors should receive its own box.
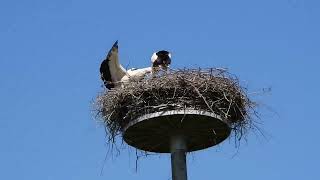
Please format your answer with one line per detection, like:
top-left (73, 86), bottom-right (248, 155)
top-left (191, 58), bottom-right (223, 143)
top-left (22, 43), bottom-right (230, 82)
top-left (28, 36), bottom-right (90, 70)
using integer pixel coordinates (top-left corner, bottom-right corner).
top-left (1, 0), bottom-right (319, 179)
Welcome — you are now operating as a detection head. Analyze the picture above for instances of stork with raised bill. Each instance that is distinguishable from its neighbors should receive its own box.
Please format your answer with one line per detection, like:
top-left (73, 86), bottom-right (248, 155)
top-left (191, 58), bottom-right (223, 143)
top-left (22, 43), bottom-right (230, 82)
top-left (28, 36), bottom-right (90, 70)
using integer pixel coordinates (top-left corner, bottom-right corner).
top-left (100, 41), bottom-right (171, 89)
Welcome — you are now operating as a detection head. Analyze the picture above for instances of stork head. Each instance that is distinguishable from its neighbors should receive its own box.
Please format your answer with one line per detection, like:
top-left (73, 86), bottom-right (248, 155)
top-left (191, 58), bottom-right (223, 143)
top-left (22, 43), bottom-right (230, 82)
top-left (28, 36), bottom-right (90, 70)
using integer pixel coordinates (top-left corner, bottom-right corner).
top-left (151, 50), bottom-right (171, 70)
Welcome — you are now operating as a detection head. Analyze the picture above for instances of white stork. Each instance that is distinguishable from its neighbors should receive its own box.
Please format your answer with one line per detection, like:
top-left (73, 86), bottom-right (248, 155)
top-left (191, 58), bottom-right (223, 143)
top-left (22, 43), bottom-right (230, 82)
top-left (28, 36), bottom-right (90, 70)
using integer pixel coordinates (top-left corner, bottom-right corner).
top-left (100, 41), bottom-right (171, 89)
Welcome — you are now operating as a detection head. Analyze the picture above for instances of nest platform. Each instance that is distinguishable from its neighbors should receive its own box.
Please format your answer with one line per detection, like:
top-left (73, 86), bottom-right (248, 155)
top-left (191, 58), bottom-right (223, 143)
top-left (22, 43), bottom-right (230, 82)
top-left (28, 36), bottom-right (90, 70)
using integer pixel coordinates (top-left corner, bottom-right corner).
top-left (123, 109), bottom-right (231, 153)
top-left (95, 68), bottom-right (256, 153)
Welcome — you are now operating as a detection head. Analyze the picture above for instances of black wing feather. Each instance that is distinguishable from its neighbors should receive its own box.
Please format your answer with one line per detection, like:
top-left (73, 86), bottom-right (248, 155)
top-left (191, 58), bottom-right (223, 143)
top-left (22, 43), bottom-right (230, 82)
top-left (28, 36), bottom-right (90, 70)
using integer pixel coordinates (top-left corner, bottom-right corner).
top-left (100, 41), bottom-right (118, 89)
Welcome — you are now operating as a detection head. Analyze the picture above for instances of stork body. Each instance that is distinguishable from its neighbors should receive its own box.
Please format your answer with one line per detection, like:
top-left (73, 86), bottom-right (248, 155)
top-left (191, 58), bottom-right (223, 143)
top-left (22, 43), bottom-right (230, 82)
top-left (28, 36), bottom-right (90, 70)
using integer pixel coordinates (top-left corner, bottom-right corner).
top-left (100, 41), bottom-right (171, 89)
top-left (121, 67), bottom-right (153, 82)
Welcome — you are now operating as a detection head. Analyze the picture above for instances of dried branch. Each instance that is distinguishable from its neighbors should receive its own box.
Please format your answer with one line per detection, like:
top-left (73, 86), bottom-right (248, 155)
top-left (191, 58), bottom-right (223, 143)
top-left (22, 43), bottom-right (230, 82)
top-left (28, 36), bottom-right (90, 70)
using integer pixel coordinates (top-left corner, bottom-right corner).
top-left (94, 68), bottom-right (259, 152)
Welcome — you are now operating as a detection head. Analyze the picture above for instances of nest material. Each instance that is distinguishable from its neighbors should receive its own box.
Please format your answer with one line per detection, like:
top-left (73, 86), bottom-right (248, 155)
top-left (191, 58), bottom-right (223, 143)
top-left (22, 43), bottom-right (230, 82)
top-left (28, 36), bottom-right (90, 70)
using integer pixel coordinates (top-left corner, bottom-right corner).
top-left (95, 68), bottom-right (257, 145)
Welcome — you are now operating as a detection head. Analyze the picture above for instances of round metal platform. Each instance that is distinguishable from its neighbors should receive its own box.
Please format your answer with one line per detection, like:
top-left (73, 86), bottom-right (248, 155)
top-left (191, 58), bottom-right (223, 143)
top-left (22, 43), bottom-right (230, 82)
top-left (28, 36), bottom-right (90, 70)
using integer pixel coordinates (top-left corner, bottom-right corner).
top-left (122, 109), bottom-right (231, 153)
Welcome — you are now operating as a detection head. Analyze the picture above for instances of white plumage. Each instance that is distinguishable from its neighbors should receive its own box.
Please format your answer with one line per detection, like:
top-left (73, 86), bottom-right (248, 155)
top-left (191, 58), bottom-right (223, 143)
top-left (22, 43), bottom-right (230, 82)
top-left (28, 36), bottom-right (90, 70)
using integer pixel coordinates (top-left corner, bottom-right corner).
top-left (100, 41), bottom-right (171, 89)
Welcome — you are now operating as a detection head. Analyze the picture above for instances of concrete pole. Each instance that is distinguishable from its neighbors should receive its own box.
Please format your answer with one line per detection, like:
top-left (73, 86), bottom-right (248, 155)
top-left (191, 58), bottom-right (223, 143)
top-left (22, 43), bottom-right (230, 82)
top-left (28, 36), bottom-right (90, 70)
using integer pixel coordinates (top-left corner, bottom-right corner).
top-left (170, 134), bottom-right (188, 180)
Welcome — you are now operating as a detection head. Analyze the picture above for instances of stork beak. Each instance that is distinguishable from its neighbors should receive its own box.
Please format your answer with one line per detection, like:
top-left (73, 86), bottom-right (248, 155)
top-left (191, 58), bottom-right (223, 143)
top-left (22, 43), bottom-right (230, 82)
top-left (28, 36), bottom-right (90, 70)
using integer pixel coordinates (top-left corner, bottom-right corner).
top-left (161, 64), bottom-right (169, 71)
top-left (164, 61), bottom-right (171, 70)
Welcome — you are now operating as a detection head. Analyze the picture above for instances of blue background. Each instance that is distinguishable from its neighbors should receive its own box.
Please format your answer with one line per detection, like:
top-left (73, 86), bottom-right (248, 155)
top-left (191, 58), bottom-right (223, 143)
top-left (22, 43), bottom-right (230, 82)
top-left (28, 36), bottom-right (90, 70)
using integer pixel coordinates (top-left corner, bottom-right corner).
top-left (1, 0), bottom-right (319, 179)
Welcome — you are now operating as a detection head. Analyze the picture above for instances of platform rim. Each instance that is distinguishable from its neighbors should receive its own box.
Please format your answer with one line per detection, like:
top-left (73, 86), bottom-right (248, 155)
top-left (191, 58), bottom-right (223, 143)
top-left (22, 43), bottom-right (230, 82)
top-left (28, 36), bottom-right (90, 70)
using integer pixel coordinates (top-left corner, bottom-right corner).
top-left (122, 109), bottom-right (229, 133)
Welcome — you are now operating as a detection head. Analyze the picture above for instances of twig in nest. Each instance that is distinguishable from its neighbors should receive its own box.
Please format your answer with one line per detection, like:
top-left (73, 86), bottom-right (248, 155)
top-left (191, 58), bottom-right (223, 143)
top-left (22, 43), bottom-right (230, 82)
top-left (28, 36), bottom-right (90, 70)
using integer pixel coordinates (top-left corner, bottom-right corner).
top-left (94, 68), bottom-right (259, 154)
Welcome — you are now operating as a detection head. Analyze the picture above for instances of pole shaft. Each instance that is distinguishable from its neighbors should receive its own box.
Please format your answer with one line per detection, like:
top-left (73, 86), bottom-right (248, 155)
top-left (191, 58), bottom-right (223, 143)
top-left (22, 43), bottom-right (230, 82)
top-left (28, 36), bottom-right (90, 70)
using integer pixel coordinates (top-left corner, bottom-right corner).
top-left (170, 135), bottom-right (188, 180)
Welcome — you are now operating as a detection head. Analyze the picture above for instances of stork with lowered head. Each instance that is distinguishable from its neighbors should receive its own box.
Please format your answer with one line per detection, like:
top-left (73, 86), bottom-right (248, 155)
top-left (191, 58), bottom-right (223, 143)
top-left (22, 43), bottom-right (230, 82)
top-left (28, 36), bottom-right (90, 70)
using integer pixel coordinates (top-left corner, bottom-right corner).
top-left (100, 41), bottom-right (171, 89)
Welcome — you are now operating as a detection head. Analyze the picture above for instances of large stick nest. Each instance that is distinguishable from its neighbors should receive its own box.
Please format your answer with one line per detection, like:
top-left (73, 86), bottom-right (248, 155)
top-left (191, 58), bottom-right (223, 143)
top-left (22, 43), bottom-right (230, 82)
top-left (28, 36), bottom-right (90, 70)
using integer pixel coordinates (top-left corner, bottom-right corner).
top-left (95, 68), bottom-right (258, 146)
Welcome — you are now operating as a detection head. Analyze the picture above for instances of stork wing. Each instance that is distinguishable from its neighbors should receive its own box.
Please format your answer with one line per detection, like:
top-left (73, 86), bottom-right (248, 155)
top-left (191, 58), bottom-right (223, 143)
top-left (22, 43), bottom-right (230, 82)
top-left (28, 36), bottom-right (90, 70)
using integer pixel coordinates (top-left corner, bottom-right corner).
top-left (100, 41), bottom-right (127, 89)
